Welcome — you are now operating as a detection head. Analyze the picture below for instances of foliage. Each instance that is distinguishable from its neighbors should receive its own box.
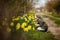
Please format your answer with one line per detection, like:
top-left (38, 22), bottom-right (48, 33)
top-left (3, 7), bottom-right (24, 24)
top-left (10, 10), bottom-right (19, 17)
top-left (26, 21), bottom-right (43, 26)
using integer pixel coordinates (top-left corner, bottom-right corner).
top-left (51, 13), bottom-right (60, 18)
top-left (9, 13), bottom-right (54, 40)
top-left (0, 0), bottom-right (33, 39)
top-left (45, 15), bottom-right (60, 26)
top-left (45, 0), bottom-right (60, 13)
top-left (10, 13), bottom-right (37, 32)
top-left (0, 12), bottom-right (55, 40)
top-left (25, 30), bottom-right (54, 40)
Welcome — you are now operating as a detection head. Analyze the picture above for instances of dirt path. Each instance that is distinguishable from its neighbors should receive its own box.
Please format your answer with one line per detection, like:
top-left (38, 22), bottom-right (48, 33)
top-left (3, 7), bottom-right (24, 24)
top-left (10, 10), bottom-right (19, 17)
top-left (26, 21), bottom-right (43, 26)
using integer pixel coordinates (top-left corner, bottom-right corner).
top-left (36, 13), bottom-right (60, 40)
top-left (43, 18), bottom-right (60, 40)
top-left (41, 12), bottom-right (60, 20)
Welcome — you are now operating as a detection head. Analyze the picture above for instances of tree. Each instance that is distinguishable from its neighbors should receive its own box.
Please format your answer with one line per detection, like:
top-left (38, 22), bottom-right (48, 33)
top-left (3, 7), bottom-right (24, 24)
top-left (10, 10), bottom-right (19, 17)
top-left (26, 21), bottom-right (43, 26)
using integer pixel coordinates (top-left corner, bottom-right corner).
top-left (45, 0), bottom-right (60, 13)
top-left (0, 0), bottom-right (33, 40)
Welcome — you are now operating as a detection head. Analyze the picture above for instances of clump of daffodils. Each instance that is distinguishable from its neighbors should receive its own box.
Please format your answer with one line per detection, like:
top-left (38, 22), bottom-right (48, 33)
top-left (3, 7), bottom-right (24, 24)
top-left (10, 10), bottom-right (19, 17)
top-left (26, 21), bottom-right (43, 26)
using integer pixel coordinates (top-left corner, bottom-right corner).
top-left (10, 13), bottom-right (37, 32)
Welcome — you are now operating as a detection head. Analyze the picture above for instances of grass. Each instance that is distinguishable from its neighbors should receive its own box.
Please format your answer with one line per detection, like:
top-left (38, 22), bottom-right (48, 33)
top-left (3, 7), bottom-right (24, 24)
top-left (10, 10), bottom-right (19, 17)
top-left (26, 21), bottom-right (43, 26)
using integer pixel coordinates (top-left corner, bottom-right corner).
top-left (50, 13), bottom-right (60, 26)
top-left (46, 16), bottom-right (60, 26)
top-left (49, 17), bottom-right (60, 26)
top-left (51, 13), bottom-right (60, 18)
top-left (10, 30), bottom-right (55, 40)
top-left (55, 20), bottom-right (60, 26)
top-left (43, 15), bottom-right (48, 18)
top-left (25, 30), bottom-right (55, 40)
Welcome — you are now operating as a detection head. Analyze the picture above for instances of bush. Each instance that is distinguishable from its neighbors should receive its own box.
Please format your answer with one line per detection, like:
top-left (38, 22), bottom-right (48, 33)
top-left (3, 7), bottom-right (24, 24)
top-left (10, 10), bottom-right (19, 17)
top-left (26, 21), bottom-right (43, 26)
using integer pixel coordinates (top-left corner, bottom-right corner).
top-left (8, 13), bottom-right (54, 40)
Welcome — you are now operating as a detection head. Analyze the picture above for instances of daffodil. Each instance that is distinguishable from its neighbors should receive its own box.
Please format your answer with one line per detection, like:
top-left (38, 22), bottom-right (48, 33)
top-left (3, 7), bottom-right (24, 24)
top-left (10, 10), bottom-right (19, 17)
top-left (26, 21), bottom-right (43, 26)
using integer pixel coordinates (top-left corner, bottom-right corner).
top-left (18, 16), bottom-right (20, 18)
top-left (23, 28), bottom-right (28, 32)
top-left (33, 20), bottom-right (35, 22)
top-left (16, 23), bottom-right (20, 30)
top-left (10, 22), bottom-right (14, 26)
top-left (12, 18), bottom-right (15, 21)
top-left (33, 22), bottom-right (36, 24)
top-left (30, 16), bottom-right (34, 19)
top-left (27, 20), bottom-right (29, 23)
top-left (10, 13), bottom-right (36, 32)
top-left (7, 27), bottom-right (11, 32)
top-left (28, 16), bottom-right (31, 20)
top-left (15, 17), bottom-right (19, 20)
top-left (21, 17), bottom-right (23, 19)
top-left (21, 22), bottom-right (27, 28)
top-left (33, 27), bottom-right (35, 30)
top-left (23, 14), bottom-right (27, 17)
top-left (24, 17), bottom-right (27, 21)
top-left (27, 25), bottom-right (31, 30)
top-left (12, 17), bottom-right (20, 21)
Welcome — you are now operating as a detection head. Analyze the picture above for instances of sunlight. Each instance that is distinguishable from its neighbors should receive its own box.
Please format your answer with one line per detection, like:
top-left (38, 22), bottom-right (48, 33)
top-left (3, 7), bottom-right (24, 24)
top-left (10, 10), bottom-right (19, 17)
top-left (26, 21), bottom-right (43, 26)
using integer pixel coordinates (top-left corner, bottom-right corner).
top-left (34, 0), bottom-right (47, 8)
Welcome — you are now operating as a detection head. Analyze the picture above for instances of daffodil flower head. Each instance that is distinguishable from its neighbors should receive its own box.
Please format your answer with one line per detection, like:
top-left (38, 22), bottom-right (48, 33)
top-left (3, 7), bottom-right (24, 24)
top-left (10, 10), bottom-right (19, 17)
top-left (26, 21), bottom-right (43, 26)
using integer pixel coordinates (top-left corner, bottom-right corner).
top-left (21, 22), bottom-right (27, 28)
top-left (10, 22), bottom-right (14, 26)
top-left (28, 16), bottom-right (32, 20)
top-left (24, 17), bottom-right (27, 21)
top-left (31, 16), bottom-right (34, 19)
top-left (15, 17), bottom-right (20, 21)
top-left (23, 28), bottom-right (28, 32)
top-left (27, 25), bottom-right (31, 30)
top-left (33, 27), bottom-right (35, 30)
top-left (21, 17), bottom-right (23, 19)
top-left (16, 23), bottom-right (20, 30)
top-left (7, 27), bottom-right (11, 32)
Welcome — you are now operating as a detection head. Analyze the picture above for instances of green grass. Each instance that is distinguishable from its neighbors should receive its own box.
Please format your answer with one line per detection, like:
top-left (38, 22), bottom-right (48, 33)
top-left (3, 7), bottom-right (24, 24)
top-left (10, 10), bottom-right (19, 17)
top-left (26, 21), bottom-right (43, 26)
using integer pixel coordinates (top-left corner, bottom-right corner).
top-left (43, 15), bottom-right (49, 18)
top-left (48, 13), bottom-right (60, 26)
top-left (43, 15), bottom-right (60, 26)
top-left (51, 13), bottom-right (60, 18)
top-left (25, 30), bottom-right (55, 40)
top-left (49, 17), bottom-right (60, 26)
top-left (55, 20), bottom-right (60, 26)
top-left (47, 16), bottom-right (60, 26)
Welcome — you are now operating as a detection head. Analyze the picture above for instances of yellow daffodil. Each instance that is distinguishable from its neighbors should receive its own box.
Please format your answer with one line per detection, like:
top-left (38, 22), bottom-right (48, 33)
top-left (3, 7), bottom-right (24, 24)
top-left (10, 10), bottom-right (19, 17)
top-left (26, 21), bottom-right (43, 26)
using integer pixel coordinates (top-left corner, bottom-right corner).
top-left (10, 22), bottom-right (14, 26)
top-left (33, 20), bottom-right (35, 22)
top-left (27, 20), bottom-right (29, 23)
top-left (21, 17), bottom-right (23, 19)
top-left (21, 22), bottom-right (27, 28)
top-left (28, 16), bottom-right (31, 20)
top-left (12, 18), bottom-right (15, 21)
top-left (27, 25), bottom-right (31, 30)
top-left (33, 21), bottom-right (37, 24)
top-left (24, 17), bottom-right (27, 21)
top-left (23, 14), bottom-right (27, 17)
top-left (17, 16), bottom-right (20, 19)
top-left (32, 17), bottom-right (34, 19)
top-left (16, 23), bottom-right (20, 30)
top-left (23, 28), bottom-right (28, 32)
top-left (33, 27), bottom-right (35, 30)
top-left (28, 15), bottom-right (34, 20)
top-left (31, 16), bottom-right (34, 19)
top-left (12, 16), bottom-right (20, 21)
top-left (15, 17), bottom-right (19, 21)
top-left (29, 16), bottom-right (31, 18)
top-left (7, 27), bottom-right (11, 32)
top-left (10, 13), bottom-right (36, 32)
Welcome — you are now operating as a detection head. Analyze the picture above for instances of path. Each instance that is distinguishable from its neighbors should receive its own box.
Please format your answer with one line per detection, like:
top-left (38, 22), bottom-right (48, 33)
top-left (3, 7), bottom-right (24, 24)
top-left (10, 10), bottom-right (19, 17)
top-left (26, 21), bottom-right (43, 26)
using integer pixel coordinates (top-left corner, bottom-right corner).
top-left (41, 12), bottom-right (60, 20)
top-left (35, 12), bottom-right (60, 40)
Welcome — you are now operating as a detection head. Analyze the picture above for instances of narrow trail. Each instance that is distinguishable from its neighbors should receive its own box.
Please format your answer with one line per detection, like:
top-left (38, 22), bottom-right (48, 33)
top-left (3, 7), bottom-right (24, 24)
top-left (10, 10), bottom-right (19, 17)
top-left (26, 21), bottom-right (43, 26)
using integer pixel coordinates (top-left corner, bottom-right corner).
top-left (43, 18), bottom-right (60, 39)
top-left (36, 13), bottom-right (60, 40)
top-left (40, 12), bottom-right (60, 20)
